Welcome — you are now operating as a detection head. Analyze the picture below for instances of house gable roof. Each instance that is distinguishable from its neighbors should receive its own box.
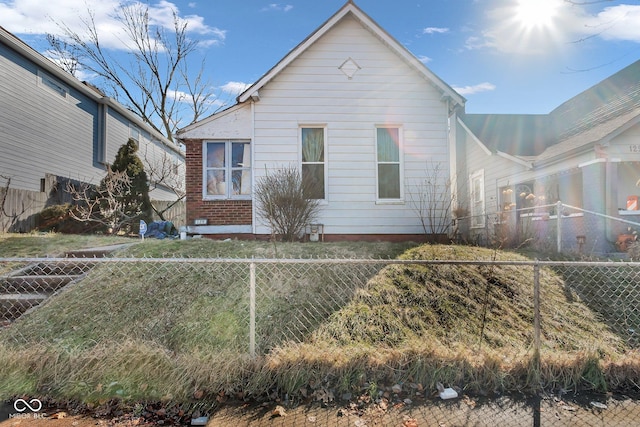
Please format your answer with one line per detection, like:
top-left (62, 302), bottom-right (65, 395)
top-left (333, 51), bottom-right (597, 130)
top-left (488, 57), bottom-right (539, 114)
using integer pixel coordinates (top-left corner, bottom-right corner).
top-left (236, 1), bottom-right (465, 108)
top-left (550, 60), bottom-right (640, 141)
top-left (460, 113), bottom-right (553, 157)
top-left (461, 59), bottom-right (640, 165)
top-left (536, 108), bottom-right (640, 164)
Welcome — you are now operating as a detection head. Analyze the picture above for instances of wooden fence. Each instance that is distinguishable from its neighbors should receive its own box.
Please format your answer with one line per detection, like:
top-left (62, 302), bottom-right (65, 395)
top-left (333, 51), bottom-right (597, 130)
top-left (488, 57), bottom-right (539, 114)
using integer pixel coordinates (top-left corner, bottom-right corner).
top-left (0, 187), bottom-right (185, 233)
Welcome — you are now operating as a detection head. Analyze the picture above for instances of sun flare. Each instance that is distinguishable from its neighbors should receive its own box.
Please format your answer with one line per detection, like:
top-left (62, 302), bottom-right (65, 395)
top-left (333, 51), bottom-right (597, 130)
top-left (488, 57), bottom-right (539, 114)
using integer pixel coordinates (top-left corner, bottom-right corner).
top-left (515, 0), bottom-right (560, 29)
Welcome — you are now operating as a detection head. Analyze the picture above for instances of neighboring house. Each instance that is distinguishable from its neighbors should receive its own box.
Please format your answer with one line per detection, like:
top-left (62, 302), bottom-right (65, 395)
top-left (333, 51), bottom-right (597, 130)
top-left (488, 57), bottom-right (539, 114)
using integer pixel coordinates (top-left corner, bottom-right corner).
top-left (457, 60), bottom-right (640, 253)
top-left (177, 1), bottom-right (465, 240)
top-left (0, 26), bottom-right (185, 231)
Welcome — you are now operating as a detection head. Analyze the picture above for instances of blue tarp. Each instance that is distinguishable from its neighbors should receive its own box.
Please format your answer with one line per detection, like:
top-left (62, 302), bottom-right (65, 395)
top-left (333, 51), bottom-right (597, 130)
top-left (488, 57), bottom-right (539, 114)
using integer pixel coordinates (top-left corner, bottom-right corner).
top-left (144, 221), bottom-right (178, 239)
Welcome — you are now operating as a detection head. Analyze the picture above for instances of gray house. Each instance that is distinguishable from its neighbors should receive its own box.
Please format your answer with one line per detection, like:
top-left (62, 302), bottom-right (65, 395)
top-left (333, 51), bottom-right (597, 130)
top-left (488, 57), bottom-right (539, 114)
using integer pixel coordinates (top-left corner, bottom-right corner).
top-left (0, 26), bottom-right (185, 232)
top-left (456, 60), bottom-right (640, 254)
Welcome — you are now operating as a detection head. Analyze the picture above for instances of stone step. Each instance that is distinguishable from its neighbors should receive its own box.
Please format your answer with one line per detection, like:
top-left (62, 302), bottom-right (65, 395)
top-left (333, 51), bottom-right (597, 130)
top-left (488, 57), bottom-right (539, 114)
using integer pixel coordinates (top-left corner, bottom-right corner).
top-left (0, 293), bottom-right (49, 320)
top-left (0, 275), bottom-right (81, 294)
top-left (63, 243), bottom-right (133, 259)
top-left (19, 261), bottom-right (95, 276)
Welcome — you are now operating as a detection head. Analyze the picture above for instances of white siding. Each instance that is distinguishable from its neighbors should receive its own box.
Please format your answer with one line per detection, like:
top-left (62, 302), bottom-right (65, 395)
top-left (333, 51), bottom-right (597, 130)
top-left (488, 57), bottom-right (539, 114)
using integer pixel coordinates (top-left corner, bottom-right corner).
top-left (179, 104), bottom-right (252, 140)
top-left (608, 123), bottom-right (640, 208)
top-left (252, 14), bottom-right (450, 235)
top-left (458, 123), bottom-right (529, 220)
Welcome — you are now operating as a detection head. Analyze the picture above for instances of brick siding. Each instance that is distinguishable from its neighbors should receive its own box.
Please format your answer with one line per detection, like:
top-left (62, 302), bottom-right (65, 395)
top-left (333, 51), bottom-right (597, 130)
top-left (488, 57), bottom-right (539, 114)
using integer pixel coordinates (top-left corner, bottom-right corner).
top-left (183, 138), bottom-right (252, 226)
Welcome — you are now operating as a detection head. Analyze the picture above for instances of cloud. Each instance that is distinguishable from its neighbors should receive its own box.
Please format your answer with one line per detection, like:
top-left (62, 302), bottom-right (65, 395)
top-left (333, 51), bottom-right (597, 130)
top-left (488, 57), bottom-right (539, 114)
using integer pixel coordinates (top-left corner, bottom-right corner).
top-left (474, 2), bottom-right (640, 55)
top-left (261, 4), bottom-right (294, 13)
top-left (583, 4), bottom-right (640, 42)
top-left (416, 55), bottom-right (432, 64)
top-left (220, 81), bottom-right (251, 95)
top-left (0, 0), bottom-right (118, 35)
top-left (166, 89), bottom-right (227, 114)
top-left (452, 82), bottom-right (496, 95)
top-left (0, 0), bottom-right (225, 49)
top-left (423, 27), bottom-right (449, 34)
top-left (464, 36), bottom-right (492, 51)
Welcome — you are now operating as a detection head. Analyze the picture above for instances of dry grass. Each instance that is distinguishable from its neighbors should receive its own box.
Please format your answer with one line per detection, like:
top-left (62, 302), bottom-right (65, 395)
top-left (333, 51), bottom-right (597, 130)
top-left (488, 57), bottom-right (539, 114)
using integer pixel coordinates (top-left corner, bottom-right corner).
top-left (0, 242), bottom-right (638, 405)
top-left (260, 245), bottom-right (637, 397)
top-left (0, 232), bottom-right (133, 257)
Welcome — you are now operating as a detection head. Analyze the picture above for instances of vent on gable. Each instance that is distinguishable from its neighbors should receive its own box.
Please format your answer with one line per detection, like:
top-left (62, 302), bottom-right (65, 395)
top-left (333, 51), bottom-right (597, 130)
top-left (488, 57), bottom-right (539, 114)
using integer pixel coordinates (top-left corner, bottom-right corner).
top-left (339, 57), bottom-right (361, 79)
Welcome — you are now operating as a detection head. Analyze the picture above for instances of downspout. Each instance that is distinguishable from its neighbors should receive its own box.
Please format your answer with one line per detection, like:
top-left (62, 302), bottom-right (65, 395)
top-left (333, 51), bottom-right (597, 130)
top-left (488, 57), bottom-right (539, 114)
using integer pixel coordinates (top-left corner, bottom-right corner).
top-left (251, 100), bottom-right (257, 235)
top-left (448, 99), bottom-right (458, 212)
top-left (447, 97), bottom-right (462, 237)
top-left (97, 98), bottom-right (109, 165)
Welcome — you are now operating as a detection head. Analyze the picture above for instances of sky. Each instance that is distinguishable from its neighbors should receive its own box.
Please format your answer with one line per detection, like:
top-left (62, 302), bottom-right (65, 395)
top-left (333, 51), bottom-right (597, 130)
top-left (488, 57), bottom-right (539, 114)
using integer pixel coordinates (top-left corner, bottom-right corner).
top-left (2, 0), bottom-right (640, 118)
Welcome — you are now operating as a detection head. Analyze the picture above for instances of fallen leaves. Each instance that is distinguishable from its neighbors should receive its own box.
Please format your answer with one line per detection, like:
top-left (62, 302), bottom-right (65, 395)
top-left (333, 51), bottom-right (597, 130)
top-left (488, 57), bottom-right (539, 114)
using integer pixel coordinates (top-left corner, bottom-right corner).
top-left (403, 415), bottom-right (419, 427)
top-left (272, 405), bottom-right (287, 417)
top-left (50, 411), bottom-right (67, 419)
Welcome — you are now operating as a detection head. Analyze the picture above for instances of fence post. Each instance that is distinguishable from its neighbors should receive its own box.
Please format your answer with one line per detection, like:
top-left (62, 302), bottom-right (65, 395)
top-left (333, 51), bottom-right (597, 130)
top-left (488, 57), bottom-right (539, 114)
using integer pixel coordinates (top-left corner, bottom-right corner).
top-left (533, 261), bottom-right (541, 389)
top-left (556, 201), bottom-right (563, 253)
top-left (249, 260), bottom-right (256, 358)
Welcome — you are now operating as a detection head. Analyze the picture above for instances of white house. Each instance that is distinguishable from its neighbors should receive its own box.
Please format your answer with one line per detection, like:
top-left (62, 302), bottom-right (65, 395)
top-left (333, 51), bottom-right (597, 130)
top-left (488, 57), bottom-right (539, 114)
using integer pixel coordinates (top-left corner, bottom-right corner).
top-left (177, 1), bottom-right (465, 240)
top-left (456, 60), bottom-right (640, 253)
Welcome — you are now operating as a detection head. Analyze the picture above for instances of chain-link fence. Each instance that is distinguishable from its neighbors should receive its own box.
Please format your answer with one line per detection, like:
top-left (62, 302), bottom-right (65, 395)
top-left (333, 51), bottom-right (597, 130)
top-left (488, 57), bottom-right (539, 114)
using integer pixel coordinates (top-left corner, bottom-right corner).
top-left (1, 256), bottom-right (639, 425)
top-left (1, 256), bottom-right (639, 352)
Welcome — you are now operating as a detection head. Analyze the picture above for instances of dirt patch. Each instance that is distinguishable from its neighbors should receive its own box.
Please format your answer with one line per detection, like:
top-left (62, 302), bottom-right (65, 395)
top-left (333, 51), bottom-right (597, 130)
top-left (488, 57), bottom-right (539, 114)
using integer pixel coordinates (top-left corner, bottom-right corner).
top-left (3, 393), bottom-right (639, 427)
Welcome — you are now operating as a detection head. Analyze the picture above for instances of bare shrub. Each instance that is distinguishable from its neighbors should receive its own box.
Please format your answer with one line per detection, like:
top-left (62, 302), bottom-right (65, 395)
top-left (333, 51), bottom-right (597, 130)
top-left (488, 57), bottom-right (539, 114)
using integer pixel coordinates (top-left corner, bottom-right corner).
top-left (408, 161), bottom-right (460, 238)
top-left (254, 167), bottom-right (321, 242)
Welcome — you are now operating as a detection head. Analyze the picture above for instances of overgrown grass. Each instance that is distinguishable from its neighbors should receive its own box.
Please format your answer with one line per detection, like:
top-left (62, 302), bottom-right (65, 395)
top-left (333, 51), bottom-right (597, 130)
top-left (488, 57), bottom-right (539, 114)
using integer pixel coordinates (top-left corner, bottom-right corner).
top-left (116, 237), bottom-right (417, 259)
top-left (0, 239), bottom-right (638, 407)
top-left (0, 232), bottom-right (133, 257)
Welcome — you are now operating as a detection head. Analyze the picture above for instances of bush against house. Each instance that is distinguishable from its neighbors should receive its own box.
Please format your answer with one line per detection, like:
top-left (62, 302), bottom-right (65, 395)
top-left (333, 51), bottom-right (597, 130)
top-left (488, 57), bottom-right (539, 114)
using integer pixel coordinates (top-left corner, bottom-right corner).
top-left (67, 138), bottom-right (153, 234)
top-left (108, 138), bottom-right (153, 226)
top-left (255, 166), bottom-right (321, 242)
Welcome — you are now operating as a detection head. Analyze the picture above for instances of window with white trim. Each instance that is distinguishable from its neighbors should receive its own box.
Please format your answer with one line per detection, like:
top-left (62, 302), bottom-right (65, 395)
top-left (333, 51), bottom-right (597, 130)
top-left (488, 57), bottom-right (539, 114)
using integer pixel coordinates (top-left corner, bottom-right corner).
top-left (130, 125), bottom-right (142, 143)
top-left (38, 71), bottom-right (68, 98)
top-left (204, 141), bottom-right (251, 199)
top-left (470, 169), bottom-right (485, 228)
top-left (376, 127), bottom-right (402, 200)
top-left (301, 127), bottom-right (326, 200)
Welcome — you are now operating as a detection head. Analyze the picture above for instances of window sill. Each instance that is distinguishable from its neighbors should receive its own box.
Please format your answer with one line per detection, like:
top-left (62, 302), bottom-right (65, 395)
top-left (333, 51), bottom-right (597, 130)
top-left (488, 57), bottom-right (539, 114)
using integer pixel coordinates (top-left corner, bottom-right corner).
top-left (203, 196), bottom-right (252, 202)
top-left (375, 200), bottom-right (405, 205)
top-left (619, 210), bottom-right (640, 216)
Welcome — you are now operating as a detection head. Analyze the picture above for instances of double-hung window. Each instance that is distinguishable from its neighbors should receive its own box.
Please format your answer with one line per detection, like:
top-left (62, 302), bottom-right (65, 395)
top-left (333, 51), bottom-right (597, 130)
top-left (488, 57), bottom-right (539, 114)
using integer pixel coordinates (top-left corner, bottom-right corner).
top-left (301, 127), bottom-right (326, 200)
top-left (376, 127), bottom-right (402, 200)
top-left (204, 141), bottom-right (251, 199)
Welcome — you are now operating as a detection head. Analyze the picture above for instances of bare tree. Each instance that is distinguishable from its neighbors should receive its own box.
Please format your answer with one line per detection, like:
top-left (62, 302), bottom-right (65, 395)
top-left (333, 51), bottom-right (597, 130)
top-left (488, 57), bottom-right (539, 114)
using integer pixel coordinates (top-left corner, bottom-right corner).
top-left (67, 167), bottom-right (140, 234)
top-left (45, 34), bottom-right (82, 76)
top-left (49, 3), bottom-right (216, 141)
top-left (140, 145), bottom-right (185, 220)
